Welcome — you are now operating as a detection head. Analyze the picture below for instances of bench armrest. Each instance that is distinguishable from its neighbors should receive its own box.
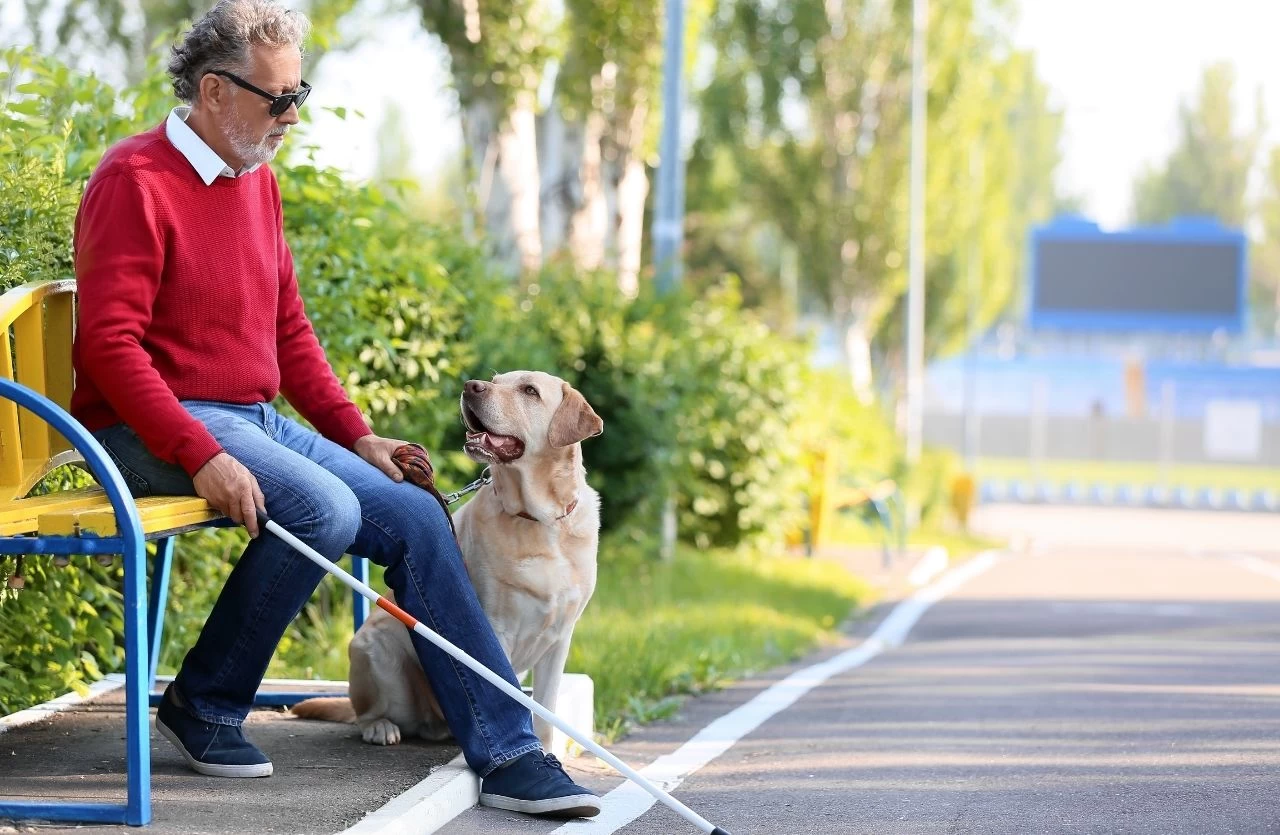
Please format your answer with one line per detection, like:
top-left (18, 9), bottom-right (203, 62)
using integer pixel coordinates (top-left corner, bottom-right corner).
top-left (0, 377), bottom-right (146, 550)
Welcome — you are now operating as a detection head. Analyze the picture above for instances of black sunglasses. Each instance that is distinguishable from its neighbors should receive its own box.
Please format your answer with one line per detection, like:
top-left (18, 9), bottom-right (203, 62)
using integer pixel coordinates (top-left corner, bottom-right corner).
top-left (211, 70), bottom-right (311, 117)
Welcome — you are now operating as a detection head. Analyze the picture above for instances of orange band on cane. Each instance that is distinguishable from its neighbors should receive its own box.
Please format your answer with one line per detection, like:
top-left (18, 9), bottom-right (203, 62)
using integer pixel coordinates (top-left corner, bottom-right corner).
top-left (376, 596), bottom-right (419, 629)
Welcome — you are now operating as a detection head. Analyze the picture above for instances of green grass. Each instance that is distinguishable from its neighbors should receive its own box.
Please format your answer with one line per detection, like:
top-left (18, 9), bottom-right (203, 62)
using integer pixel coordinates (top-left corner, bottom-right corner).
top-left (567, 541), bottom-right (872, 740)
top-left (978, 457), bottom-right (1280, 491)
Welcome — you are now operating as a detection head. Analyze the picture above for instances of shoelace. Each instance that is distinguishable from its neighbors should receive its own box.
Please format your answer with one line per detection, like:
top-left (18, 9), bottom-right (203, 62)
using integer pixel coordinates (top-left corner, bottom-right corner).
top-left (538, 752), bottom-right (567, 775)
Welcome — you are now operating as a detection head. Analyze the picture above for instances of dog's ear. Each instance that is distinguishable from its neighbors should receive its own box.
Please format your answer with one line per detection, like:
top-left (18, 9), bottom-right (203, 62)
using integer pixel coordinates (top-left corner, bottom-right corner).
top-left (548, 382), bottom-right (604, 448)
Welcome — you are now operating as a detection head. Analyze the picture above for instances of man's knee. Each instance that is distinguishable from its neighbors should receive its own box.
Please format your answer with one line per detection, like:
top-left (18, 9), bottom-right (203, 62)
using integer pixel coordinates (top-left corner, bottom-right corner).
top-left (273, 479), bottom-right (361, 559)
top-left (313, 491), bottom-right (362, 558)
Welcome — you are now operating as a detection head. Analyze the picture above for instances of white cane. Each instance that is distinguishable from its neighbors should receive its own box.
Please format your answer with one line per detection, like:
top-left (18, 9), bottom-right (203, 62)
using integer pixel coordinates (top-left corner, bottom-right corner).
top-left (256, 510), bottom-right (733, 835)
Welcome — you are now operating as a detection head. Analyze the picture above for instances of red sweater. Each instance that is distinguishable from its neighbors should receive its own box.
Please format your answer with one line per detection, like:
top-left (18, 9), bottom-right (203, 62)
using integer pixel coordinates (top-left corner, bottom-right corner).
top-left (71, 123), bottom-right (371, 476)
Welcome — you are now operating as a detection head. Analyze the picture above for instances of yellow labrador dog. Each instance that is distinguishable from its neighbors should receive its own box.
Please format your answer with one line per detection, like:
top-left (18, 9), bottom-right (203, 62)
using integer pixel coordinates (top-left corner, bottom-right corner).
top-left (292, 371), bottom-right (603, 750)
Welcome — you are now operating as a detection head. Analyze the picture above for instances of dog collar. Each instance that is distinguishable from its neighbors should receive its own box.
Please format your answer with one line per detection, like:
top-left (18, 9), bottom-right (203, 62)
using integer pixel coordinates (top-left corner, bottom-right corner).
top-left (516, 498), bottom-right (579, 522)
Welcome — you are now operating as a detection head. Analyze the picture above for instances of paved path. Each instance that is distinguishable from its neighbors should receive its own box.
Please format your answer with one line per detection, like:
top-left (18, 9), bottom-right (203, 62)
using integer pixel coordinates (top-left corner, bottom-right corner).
top-left (9, 506), bottom-right (1280, 834)
top-left (442, 506), bottom-right (1280, 834)
top-left (0, 684), bottom-right (457, 834)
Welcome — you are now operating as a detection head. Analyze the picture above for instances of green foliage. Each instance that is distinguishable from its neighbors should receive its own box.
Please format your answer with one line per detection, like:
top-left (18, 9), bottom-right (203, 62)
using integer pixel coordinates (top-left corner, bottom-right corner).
top-left (1133, 62), bottom-right (1263, 228)
top-left (278, 160), bottom-right (476, 448)
top-left (0, 554), bottom-right (126, 714)
top-left (415, 0), bottom-right (558, 110)
top-left (664, 283), bottom-right (810, 546)
top-left (456, 268), bottom-right (817, 547)
top-left (1252, 147), bottom-right (1280, 336)
top-left (686, 0), bottom-right (1067, 367)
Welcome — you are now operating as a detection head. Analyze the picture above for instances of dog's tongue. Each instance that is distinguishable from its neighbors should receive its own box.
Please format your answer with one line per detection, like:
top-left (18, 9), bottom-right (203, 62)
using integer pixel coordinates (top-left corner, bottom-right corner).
top-left (468, 430), bottom-right (521, 455)
top-left (489, 435), bottom-right (521, 454)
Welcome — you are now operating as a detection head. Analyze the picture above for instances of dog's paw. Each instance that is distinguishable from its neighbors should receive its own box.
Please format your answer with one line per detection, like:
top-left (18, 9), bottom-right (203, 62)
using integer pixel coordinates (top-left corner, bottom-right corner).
top-left (361, 719), bottom-right (402, 746)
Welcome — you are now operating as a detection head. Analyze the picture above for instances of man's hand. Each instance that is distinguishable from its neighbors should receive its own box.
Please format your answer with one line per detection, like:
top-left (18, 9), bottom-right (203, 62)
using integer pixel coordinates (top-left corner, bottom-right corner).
top-left (193, 452), bottom-right (266, 537)
top-left (354, 434), bottom-right (412, 483)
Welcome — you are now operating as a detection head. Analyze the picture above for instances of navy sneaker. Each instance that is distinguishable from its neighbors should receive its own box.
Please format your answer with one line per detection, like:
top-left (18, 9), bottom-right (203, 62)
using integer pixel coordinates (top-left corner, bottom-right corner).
top-left (155, 684), bottom-right (273, 778)
top-left (479, 751), bottom-right (601, 818)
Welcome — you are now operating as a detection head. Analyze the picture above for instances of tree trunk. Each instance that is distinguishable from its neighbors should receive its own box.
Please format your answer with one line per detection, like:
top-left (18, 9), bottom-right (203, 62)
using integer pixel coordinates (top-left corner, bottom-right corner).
top-left (567, 110), bottom-right (609, 271)
top-left (613, 155), bottom-right (649, 297)
top-left (463, 93), bottom-right (543, 275)
top-left (537, 103), bottom-right (585, 258)
top-left (602, 103), bottom-right (649, 297)
top-left (460, 96), bottom-right (498, 248)
top-left (842, 312), bottom-right (876, 403)
top-left (537, 102), bottom-right (611, 271)
top-left (537, 84), bottom-right (649, 293)
top-left (496, 92), bottom-right (544, 274)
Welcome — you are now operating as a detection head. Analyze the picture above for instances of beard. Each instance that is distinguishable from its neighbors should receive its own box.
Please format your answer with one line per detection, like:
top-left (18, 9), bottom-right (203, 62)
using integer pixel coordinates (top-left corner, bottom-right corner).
top-left (226, 105), bottom-right (288, 168)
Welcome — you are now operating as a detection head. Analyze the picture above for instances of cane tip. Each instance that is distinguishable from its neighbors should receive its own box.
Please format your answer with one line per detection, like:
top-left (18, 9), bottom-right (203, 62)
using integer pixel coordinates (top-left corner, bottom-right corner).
top-left (711, 828), bottom-right (732, 835)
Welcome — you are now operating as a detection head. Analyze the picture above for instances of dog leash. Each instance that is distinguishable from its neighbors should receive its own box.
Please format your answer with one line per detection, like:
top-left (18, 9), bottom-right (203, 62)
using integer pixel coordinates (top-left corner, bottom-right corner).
top-left (392, 443), bottom-right (491, 507)
top-left (441, 467), bottom-right (492, 505)
top-left (391, 444), bottom-right (496, 542)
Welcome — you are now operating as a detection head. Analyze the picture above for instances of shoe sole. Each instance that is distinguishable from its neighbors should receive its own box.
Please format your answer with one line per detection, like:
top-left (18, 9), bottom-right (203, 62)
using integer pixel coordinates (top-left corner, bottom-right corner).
top-left (479, 792), bottom-right (602, 818)
top-left (156, 717), bottom-right (273, 778)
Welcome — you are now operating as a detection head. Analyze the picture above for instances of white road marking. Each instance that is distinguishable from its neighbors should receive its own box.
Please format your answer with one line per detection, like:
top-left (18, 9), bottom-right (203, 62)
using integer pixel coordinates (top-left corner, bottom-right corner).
top-left (553, 550), bottom-right (1003, 834)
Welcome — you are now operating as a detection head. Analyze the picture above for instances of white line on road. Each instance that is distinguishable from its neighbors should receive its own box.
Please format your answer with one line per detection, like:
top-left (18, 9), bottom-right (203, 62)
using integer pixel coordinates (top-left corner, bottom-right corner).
top-left (907, 545), bottom-right (949, 586)
top-left (554, 549), bottom-right (1003, 835)
top-left (1227, 553), bottom-right (1280, 583)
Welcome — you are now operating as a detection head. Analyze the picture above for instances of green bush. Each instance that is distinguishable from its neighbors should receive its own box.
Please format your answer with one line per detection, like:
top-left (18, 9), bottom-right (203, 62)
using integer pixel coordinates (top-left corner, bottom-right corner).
top-left (454, 269), bottom-right (815, 547)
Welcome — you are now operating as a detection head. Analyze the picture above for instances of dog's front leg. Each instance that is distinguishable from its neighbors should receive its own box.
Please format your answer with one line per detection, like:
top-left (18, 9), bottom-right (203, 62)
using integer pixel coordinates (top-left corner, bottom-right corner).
top-left (531, 638), bottom-right (573, 751)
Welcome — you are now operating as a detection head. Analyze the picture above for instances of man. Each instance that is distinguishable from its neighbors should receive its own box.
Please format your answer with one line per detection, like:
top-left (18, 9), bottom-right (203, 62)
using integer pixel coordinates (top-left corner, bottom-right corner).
top-left (72, 0), bottom-right (600, 819)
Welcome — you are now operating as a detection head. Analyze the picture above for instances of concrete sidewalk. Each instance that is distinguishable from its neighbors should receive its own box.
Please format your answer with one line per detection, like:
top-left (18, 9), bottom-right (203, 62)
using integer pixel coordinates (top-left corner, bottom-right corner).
top-left (1, 683), bottom-right (459, 834)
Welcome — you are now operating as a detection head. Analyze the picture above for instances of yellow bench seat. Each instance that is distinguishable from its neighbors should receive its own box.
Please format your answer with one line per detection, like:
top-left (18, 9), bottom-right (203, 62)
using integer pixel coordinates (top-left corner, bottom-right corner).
top-left (0, 487), bottom-right (222, 537)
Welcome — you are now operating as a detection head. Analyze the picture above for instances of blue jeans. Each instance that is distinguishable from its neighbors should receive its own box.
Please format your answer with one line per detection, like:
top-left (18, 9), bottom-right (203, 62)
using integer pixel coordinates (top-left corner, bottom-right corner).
top-left (92, 400), bottom-right (540, 776)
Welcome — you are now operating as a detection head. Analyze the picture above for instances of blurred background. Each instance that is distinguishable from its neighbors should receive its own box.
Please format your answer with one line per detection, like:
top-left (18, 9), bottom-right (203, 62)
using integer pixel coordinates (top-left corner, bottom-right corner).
top-left (7, 0), bottom-right (1280, 504)
top-left (3, 0), bottom-right (1279, 730)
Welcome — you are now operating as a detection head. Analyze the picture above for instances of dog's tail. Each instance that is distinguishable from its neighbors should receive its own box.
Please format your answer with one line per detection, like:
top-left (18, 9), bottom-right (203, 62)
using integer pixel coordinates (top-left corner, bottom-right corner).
top-left (290, 697), bottom-right (357, 724)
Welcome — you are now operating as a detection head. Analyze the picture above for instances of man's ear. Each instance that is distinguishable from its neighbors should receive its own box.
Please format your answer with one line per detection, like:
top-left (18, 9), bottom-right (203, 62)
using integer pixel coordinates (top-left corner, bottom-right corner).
top-left (198, 73), bottom-right (230, 113)
top-left (548, 383), bottom-right (604, 448)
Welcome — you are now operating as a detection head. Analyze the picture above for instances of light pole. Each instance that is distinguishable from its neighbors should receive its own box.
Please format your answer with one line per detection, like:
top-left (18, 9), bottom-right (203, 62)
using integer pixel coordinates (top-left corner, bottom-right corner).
top-left (963, 142), bottom-right (984, 473)
top-left (653, 0), bottom-right (686, 295)
top-left (904, 0), bottom-right (928, 464)
top-left (653, 0), bottom-right (686, 560)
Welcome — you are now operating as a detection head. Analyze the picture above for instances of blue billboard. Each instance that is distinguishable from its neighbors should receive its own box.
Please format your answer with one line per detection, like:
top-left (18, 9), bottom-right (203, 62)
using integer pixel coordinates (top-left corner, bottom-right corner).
top-left (1027, 216), bottom-right (1248, 333)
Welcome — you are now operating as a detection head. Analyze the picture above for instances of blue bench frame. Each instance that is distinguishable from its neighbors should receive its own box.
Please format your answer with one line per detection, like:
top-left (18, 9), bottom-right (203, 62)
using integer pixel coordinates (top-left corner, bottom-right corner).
top-left (0, 377), bottom-right (369, 826)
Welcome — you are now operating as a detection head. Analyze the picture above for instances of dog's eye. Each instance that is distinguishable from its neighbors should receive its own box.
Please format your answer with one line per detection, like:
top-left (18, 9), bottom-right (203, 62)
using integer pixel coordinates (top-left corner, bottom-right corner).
top-left (523, 385), bottom-right (540, 398)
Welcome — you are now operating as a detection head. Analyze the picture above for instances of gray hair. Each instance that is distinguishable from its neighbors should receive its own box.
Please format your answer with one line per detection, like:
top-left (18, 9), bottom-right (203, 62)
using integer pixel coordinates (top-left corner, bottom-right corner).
top-left (167, 0), bottom-right (311, 103)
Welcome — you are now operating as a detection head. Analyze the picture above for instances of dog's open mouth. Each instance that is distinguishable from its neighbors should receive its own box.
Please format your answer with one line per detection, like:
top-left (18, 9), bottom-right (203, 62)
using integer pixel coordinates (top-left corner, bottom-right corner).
top-left (462, 403), bottom-right (525, 463)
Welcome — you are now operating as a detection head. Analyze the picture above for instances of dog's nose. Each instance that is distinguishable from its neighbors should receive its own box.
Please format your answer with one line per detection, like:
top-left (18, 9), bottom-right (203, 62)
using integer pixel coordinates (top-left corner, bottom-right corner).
top-left (465, 380), bottom-right (489, 396)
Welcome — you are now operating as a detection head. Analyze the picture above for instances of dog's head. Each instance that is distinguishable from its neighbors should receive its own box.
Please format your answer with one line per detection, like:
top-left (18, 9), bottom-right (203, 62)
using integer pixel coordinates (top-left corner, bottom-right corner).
top-left (461, 371), bottom-right (603, 465)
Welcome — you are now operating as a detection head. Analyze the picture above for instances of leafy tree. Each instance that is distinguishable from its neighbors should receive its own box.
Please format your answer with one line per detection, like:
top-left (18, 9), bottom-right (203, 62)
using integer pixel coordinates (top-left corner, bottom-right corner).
top-left (14, 0), bottom-right (363, 84)
top-left (1251, 147), bottom-right (1280, 336)
top-left (685, 0), bottom-right (1066, 396)
top-left (1132, 62), bottom-right (1264, 227)
top-left (413, 0), bottom-right (713, 287)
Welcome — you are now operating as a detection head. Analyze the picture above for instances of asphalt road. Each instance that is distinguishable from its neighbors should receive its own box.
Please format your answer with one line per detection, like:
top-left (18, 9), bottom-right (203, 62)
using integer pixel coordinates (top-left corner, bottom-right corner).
top-left (442, 505), bottom-right (1280, 835)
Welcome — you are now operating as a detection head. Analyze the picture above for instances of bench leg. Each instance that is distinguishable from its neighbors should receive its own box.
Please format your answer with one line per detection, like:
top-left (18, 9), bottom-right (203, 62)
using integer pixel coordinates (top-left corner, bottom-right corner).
top-left (351, 554), bottom-right (370, 633)
top-left (124, 532), bottom-right (153, 825)
top-left (147, 537), bottom-right (175, 692)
